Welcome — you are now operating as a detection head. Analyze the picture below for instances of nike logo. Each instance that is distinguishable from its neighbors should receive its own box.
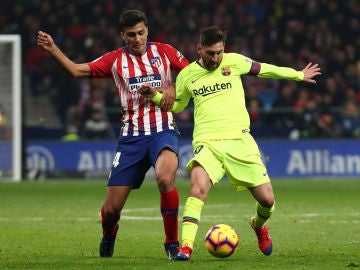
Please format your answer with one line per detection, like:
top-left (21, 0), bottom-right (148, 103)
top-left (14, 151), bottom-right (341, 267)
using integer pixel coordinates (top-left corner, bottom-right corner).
top-left (166, 144), bottom-right (177, 150)
top-left (263, 172), bottom-right (267, 176)
top-left (191, 78), bottom-right (199, 83)
top-left (123, 66), bottom-right (128, 69)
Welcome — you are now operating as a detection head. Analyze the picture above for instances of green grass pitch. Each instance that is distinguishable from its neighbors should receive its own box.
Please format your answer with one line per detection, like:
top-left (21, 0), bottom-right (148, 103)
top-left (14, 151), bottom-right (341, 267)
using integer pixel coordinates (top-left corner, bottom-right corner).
top-left (0, 178), bottom-right (359, 270)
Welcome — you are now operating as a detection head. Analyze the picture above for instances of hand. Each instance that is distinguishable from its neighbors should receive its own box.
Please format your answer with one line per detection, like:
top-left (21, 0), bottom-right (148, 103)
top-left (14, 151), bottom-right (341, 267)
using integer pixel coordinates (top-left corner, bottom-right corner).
top-left (302, 62), bottom-right (321, 83)
top-left (138, 83), bottom-right (156, 99)
top-left (37, 31), bottom-right (56, 52)
top-left (158, 84), bottom-right (175, 111)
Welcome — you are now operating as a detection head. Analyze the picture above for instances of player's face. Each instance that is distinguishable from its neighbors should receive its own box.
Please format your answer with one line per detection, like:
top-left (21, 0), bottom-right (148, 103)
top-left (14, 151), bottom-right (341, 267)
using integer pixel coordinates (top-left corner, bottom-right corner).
top-left (198, 41), bottom-right (224, 71)
top-left (121, 21), bottom-right (148, 56)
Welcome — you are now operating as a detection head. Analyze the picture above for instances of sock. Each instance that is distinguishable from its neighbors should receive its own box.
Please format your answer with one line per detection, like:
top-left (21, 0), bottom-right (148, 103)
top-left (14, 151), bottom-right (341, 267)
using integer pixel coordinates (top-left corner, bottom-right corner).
top-left (101, 205), bottom-right (120, 238)
top-left (254, 201), bottom-right (275, 229)
top-left (160, 188), bottom-right (179, 243)
top-left (181, 196), bottom-right (204, 249)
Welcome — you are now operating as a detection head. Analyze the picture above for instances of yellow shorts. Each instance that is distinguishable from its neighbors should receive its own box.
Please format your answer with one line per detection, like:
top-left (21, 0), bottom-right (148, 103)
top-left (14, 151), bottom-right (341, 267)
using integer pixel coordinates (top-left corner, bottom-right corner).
top-left (187, 133), bottom-right (270, 190)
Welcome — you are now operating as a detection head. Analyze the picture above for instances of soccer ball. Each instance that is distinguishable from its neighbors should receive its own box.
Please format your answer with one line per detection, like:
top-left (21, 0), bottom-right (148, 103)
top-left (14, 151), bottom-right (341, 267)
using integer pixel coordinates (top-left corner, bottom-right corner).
top-left (204, 224), bottom-right (239, 258)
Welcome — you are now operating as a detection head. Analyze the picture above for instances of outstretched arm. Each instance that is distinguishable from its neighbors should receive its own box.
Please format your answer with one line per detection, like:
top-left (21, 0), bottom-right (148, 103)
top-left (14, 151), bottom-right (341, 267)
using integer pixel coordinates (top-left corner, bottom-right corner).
top-left (257, 62), bottom-right (321, 83)
top-left (37, 31), bottom-right (91, 77)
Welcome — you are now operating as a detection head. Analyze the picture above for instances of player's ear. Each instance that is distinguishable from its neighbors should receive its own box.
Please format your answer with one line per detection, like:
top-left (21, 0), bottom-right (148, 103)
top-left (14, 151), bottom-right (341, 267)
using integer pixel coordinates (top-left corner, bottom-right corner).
top-left (197, 44), bottom-right (202, 54)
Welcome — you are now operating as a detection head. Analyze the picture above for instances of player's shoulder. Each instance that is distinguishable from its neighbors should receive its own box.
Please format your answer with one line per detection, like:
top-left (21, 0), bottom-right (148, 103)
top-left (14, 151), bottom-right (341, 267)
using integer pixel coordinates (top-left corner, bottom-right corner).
top-left (149, 42), bottom-right (175, 51)
top-left (149, 42), bottom-right (182, 57)
top-left (223, 52), bottom-right (250, 63)
top-left (149, 42), bottom-right (188, 66)
top-left (103, 48), bottom-right (124, 58)
top-left (177, 61), bottom-right (200, 80)
top-left (179, 60), bottom-right (198, 72)
top-left (222, 53), bottom-right (254, 73)
top-left (91, 49), bottom-right (120, 63)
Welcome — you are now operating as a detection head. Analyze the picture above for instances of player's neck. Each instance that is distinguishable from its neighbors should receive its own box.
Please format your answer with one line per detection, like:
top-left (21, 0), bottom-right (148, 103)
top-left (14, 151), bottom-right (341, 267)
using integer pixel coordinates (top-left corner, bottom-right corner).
top-left (197, 59), bottom-right (205, 68)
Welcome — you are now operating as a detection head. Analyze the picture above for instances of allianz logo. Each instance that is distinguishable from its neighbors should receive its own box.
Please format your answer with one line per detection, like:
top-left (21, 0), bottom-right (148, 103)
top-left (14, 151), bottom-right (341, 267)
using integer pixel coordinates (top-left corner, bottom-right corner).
top-left (27, 146), bottom-right (55, 170)
top-left (286, 150), bottom-right (360, 175)
top-left (27, 146), bottom-right (114, 171)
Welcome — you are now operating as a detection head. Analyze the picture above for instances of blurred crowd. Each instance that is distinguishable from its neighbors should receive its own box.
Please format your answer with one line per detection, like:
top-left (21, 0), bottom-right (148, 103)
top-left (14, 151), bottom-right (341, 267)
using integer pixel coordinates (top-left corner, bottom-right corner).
top-left (1, 0), bottom-right (360, 139)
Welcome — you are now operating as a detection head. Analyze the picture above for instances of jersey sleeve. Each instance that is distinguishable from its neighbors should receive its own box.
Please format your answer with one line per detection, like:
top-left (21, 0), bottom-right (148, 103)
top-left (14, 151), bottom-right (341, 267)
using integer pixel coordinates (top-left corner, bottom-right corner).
top-left (151, 68), bottom-right (191, 113)
top-left (157, 43), bottom-right (189, 72)
top-left (257, 62), bottom-right (304, 81)
top-left (86, 50), bottom-right (117, 78)
top-left (172, 69), bottom-right (191, 113)
top-left (228, 53), bottom-right (256, 75)
top-left (151, 91), bottom-right (190, 113)
top-left (232, 53), bottom-right (304, 81)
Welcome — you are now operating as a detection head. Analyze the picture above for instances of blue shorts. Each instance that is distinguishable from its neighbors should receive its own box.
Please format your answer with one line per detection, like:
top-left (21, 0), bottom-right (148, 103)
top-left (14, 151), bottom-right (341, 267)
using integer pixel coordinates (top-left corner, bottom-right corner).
top-left (107, 130), bottom-right (179, 188)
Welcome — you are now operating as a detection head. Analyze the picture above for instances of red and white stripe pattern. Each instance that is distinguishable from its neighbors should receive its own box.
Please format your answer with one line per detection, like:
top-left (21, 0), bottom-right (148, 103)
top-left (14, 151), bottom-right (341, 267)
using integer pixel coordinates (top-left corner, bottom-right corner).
top-left (88, 42), bottom-right (188, 136)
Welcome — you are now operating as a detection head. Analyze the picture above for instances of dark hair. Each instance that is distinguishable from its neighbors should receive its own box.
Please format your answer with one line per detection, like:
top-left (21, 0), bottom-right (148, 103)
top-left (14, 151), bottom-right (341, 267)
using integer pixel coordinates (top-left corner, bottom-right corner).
top-left (118, 10), bottom-right (148, 31)
top-left (199, 26), bottom-right (227, 47)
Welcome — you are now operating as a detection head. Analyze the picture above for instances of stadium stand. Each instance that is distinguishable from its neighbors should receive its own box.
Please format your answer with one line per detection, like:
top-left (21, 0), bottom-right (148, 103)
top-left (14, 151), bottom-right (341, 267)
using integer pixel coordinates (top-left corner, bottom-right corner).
top-left (1, 0), bottom-right (359, 139)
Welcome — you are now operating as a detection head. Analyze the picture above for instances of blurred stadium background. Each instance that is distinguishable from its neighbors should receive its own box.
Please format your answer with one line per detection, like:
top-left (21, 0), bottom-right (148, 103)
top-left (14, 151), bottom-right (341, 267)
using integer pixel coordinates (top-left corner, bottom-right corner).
top-left (0, 0), bottom-right (360, 180)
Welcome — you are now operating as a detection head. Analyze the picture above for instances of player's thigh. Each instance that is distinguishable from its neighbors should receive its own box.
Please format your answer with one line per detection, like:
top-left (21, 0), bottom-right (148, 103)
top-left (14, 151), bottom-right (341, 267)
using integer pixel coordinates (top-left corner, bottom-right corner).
top-left (155, 149), bottom-right (178, 191)
top-left (189, 164), bottom-right (213, 200)
top-left (223, 135), bottom-right (270, 190)
top-left (155, 149), bottom-right (178, 177)
top-left (108, 136), bottom-right (151, 188)
top-left (187, 142), bottom-right (225, 185)
top-left (151, 130), bottom-right (179, 177)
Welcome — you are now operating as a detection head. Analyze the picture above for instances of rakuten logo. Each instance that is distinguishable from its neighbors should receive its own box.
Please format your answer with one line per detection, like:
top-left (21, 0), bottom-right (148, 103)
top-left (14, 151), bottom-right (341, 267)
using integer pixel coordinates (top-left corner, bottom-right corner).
top-left (192, 82), bottom-right (231, 97)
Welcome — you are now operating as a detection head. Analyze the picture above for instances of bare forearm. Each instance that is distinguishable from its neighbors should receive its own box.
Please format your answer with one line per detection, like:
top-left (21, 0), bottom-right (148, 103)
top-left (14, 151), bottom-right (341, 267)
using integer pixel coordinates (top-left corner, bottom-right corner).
top-left (37, 31), bottom-right (90, 77)
top-left (49, 45), bottom-right (90, 77)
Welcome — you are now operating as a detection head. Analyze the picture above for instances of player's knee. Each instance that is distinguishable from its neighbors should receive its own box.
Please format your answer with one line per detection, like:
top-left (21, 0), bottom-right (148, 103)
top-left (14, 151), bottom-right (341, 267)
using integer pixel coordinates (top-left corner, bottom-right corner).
top-left (189, 183), bottom-right (210, 202)
top-left (259, 196), bottom-right (275, 209)
top-left (155, 162), bottom-right (176, 179)
top-left (103, 204), bottom-right (121, 216)
top-left (156, 175), bottom-right (176, 192)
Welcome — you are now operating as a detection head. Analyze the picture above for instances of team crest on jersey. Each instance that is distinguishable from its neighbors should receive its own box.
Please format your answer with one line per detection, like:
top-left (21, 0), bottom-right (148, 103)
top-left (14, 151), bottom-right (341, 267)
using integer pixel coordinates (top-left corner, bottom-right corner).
top-left (221, 66), bottom-right (231, 76)
top-left (150, 56), bottom-right (162, 68)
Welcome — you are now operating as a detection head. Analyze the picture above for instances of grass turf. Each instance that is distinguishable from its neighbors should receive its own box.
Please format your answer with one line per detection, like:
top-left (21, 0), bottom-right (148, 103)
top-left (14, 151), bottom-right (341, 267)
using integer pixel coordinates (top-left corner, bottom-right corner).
top-left (0, 178), bottom-right (359, 270)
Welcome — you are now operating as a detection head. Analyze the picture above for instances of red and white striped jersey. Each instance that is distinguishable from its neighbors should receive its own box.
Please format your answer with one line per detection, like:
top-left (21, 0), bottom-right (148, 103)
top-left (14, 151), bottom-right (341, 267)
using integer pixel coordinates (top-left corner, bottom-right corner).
top-left (87, 42), bottom-right (189, 136)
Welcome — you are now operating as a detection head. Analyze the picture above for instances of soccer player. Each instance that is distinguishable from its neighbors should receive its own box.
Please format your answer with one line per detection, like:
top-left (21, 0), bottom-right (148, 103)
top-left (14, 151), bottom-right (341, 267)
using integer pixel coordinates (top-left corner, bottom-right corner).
top-left (37, 10), bottom-right (189, 259)
top-left (138, 26), bottom-right (321, 260)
